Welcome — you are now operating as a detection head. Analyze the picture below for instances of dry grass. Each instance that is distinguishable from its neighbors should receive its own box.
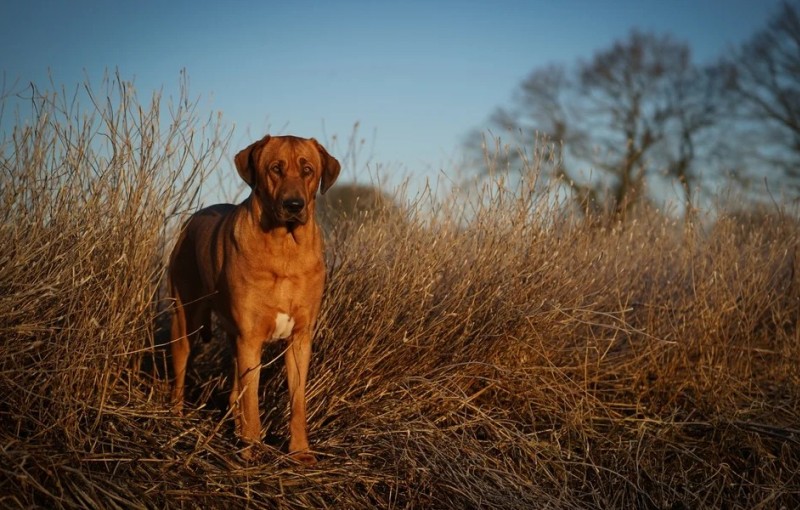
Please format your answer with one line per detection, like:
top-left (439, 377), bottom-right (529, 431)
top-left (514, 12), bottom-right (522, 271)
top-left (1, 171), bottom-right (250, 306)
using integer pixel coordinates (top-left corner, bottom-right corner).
top-left (1, 79), bottom-right (799, 509)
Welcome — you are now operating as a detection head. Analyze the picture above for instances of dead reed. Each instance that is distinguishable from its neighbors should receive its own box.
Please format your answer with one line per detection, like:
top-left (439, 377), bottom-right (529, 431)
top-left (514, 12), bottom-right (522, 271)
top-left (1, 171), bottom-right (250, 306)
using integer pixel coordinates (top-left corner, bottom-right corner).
top-left (1, 78), bottom-right (798, 509)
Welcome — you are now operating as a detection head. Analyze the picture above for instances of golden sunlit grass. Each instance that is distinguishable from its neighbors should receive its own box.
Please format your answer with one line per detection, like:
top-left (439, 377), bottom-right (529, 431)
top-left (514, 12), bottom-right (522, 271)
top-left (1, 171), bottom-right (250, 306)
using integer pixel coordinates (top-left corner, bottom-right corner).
top-left (1, 78), bottom-right (798, 509)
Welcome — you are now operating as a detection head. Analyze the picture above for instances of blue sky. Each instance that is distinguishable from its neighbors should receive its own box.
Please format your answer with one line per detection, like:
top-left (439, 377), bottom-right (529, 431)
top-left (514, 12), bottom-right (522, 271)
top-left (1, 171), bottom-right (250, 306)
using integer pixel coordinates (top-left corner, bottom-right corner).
top-left (0, 0), bottom-right (783, 191)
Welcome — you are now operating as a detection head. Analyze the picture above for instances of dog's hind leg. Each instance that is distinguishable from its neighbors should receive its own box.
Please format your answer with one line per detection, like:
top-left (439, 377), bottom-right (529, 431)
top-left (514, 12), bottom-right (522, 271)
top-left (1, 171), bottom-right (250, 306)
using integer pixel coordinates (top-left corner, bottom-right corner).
top-left (170, 294), bottom-right (190, 414)
top-left (227, 332), bottom-right (243, 438)
top-left (171, 299), bottom-right (211, 411)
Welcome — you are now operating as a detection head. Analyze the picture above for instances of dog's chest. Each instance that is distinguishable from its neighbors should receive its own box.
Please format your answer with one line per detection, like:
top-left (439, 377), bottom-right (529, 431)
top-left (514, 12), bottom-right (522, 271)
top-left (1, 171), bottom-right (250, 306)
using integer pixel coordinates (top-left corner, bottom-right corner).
top-left (252, 274), bottom-right (309, 340)
top-left (271, 312), bottom-right (295, 340)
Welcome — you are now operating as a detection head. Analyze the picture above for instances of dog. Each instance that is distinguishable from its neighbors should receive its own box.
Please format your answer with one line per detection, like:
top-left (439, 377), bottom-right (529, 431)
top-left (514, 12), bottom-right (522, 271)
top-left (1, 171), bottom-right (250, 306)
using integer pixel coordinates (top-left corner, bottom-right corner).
top-left (168, 134), bottom-right (339, 464)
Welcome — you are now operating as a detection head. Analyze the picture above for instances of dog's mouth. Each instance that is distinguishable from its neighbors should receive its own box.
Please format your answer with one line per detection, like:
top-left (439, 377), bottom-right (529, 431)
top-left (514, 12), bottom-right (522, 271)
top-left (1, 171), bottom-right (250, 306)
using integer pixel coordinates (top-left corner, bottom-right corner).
top-left (282, 213), bottom-right (308, 226)
top-left (275, 206), bottom-right (308, 226)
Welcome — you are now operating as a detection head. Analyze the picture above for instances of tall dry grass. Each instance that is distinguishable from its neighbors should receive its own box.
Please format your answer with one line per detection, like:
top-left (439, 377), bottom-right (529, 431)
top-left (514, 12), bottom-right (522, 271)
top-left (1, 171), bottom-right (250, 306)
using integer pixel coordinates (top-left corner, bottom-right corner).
top-left (1, 78), bottom-right (799, 509)
top-left (0, 74), bottom-right (229, 506)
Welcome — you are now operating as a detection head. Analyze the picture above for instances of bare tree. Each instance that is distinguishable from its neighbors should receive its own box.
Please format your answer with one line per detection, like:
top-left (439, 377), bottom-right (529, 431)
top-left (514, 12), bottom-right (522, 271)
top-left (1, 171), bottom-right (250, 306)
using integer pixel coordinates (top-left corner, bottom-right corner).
top-left (723, 1), bottom-right (800, 194)
top-left (659, 62), bottom-right (728, 214)
top-left (470, 31), bottom-right (722, 218)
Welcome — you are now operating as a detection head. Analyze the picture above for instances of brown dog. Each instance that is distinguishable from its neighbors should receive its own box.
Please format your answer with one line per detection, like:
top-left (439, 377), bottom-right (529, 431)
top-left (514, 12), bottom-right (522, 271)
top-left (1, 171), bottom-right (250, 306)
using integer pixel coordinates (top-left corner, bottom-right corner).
top-left (168, 135), bottom-right (339, 463)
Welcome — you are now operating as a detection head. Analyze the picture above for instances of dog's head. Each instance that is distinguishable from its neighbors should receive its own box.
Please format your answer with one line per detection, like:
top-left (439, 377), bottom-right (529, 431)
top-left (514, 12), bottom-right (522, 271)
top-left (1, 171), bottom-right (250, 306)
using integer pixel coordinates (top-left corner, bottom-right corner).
top-left (235, 135), bottom-right (340, 227)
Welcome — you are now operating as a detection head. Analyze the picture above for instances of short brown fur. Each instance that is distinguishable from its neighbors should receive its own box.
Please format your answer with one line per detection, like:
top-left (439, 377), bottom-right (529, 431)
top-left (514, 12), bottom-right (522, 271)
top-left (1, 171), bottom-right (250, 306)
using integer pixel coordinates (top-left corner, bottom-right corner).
top-left (168, 135), bottom-right (340, 464)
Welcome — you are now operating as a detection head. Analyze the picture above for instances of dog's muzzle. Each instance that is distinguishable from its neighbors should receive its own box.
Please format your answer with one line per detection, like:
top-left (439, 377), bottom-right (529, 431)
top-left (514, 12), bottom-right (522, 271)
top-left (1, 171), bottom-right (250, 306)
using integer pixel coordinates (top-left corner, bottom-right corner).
top-left (279, 197), bottom-right (307, 224)
top-left (282, 198), bottom-right (305, 215)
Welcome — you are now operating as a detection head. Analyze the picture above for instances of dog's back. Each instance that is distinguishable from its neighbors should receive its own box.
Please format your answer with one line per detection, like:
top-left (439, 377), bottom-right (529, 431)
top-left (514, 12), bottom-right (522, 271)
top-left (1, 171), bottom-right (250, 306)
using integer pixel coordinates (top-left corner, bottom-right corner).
top-left (169, 203), bottom-right (236, 342)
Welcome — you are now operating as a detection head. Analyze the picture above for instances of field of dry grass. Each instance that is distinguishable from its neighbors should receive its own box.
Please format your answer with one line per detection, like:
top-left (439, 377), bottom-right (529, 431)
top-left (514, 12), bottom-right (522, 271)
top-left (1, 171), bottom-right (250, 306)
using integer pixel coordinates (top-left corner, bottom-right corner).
top-left (1, 79), bottom-right (799, 509)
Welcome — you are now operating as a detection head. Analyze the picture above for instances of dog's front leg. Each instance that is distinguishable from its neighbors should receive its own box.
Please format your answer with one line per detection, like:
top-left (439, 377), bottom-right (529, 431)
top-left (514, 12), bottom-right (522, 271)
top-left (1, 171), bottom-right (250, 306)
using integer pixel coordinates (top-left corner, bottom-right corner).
top-left (284, 329), bottom-right (314, 463)
top-left (235, 337), bottom-right (263, 452)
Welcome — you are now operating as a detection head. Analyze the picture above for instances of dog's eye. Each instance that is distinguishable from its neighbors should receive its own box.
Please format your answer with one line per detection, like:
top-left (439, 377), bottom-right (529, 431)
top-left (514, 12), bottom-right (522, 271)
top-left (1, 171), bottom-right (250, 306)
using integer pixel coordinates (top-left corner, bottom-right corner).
top-left (301, 166), bottom-right (314, 177)
top-left (270, 165), bottom-right (282, 175)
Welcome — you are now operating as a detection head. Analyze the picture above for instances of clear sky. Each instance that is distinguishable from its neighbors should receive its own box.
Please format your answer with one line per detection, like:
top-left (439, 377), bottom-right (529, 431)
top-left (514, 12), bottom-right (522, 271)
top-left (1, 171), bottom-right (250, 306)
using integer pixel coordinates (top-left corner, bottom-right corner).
top-left (0, 0), bottom-right (783, 190)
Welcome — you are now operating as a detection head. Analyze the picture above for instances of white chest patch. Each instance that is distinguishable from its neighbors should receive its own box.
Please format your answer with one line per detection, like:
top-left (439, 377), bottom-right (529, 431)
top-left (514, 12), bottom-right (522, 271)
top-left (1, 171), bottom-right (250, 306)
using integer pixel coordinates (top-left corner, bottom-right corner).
top-left (272, 312), bottom-right (295, 340)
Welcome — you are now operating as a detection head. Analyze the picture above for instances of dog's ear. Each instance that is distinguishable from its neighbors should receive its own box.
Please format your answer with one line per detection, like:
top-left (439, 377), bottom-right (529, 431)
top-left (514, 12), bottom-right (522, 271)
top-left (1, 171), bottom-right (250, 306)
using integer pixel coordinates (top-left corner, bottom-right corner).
top-left (313, 139), bottom-right (340, 195)
top-left (234, 135), bottom-right (271, 187)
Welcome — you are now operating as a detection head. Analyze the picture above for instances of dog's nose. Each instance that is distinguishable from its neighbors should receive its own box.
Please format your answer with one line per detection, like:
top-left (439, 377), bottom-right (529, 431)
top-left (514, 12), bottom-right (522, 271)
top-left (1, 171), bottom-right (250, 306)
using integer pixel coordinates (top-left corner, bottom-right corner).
top-left (282, 198), bottom-right (305, 214)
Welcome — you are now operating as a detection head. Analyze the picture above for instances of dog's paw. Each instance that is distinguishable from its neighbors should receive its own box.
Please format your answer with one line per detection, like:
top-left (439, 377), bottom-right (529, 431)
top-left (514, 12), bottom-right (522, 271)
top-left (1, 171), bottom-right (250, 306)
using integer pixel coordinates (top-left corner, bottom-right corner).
top-left (289, 450), bottom-right (317, 466)
top-left (170, 402), bottom-right (184, 417)
top-left (238, 443), bottom-right (263, 463)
